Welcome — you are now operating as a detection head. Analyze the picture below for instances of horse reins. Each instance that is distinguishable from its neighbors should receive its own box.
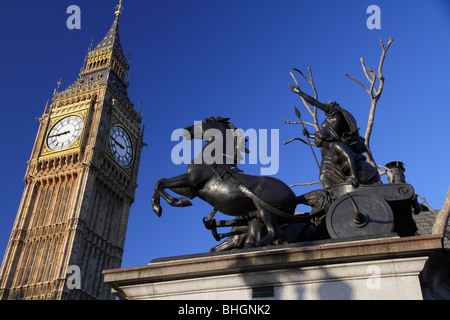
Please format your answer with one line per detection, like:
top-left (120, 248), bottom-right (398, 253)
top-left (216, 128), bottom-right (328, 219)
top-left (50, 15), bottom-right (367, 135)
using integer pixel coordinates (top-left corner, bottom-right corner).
top-left (208, 164), bottom-right (322, 223)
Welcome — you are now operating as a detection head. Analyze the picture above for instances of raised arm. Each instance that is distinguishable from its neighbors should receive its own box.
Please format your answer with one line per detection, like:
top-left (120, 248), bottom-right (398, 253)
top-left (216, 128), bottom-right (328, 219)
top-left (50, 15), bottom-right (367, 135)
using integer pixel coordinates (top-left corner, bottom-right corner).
top-left (289, 84), bottom-right (335, 114)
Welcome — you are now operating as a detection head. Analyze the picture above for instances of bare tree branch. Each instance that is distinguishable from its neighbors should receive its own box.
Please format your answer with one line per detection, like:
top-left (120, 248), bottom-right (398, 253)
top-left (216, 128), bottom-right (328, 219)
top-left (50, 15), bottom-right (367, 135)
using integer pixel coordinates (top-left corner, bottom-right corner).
top-left (289, 73), bottom-right (317, 120)
top-left (417, 194), bottom-right (438, 217)
top-left (345, 37), bottom-right (394, 170)
top-left (283, 120), bottom-right (316, 128)
top-left (365, 38), bottom-right (393, 151)
top-left (285, 67), bottom-right (323, 187)
top-left (290, 71), bottom-right (300, 87)
top-left (344, 73), bottom-right (370, 95)
top-left (290, 68), bottom-right (320, 130)
top-left (360, 58), bottom-right (373, 84)
top-left (289, 181), bottom-right (323, 188)
top-left (284, 120), bottom-right (302, 124)
top-left (376, 165), bottom-right (388, 176)
top-left (293, 67), bottom-right (318, 100)
top-left (283, 137), bottom-right (308, 145)
top-left (378, 37), bottom-right (393, 77)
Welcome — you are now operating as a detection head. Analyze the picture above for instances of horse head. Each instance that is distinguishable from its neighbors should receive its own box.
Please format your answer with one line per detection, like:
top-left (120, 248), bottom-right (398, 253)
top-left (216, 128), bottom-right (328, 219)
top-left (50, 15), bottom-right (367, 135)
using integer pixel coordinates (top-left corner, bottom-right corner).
top-left (183, 116), bottom-right (229, 140)
top-left (183, 116), bottom-right (250, 164)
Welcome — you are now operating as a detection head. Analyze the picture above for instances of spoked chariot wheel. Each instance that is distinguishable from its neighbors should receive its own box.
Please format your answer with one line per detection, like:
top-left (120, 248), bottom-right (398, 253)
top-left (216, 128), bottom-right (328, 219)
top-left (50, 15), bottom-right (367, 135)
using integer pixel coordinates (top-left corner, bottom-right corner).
top-left (326, 192), bottom-right (394, 239)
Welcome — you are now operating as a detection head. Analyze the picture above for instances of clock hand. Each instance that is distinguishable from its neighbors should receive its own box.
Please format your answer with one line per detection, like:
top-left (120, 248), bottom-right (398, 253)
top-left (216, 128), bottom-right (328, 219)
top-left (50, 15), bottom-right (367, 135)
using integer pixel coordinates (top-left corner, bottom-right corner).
top-left (110, 136), bottom-right (125, 149)
top-left (49, 130), bottom-right (71, 138)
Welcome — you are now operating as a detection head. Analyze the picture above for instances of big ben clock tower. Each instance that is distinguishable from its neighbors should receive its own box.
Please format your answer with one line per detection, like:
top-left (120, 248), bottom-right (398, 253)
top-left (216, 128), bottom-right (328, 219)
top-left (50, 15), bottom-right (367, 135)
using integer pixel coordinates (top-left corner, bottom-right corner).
top-left (0, 1), bottom-right (144, 300)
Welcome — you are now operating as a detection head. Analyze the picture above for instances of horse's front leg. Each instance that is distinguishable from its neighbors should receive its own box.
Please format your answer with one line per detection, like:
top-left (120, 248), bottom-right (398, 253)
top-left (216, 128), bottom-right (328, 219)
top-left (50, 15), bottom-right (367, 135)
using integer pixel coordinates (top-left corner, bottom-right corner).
top-left (152, 174), bottom-right (193, 216)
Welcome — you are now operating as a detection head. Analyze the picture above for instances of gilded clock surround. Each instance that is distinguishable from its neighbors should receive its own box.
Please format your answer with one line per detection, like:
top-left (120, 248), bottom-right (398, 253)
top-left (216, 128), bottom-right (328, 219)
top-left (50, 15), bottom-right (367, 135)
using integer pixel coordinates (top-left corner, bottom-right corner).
top-left (40, 106), bottom-right (90, 158)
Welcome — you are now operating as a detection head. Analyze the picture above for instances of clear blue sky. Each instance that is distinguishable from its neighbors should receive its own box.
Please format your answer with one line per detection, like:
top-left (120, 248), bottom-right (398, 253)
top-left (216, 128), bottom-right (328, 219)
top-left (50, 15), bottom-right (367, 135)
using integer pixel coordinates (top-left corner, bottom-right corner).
top-left (0, 0), bottom-right (449, 268)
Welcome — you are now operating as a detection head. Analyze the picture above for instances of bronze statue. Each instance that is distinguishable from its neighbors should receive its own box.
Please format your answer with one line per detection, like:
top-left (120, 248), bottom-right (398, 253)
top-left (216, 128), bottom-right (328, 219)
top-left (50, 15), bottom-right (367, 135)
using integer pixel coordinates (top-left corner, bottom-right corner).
top-left (151, 117), bottom-right (324, 249)
top-left (289, 85), bottom-right (418, 238)
top-left (290, 85), bottom-right (380, 189)
top-left (290, 85), bottom-right (365, 154)
top-left (307, 129), bottom-right (381, 189)
top-left (151, 81), bottom-right (421, 252)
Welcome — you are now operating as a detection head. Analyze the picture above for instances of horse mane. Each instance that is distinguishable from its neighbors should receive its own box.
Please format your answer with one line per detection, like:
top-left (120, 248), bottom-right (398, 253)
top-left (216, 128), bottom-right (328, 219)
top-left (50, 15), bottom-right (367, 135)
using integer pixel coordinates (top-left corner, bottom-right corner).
top-left (205, 116), bottom-right (250, 153)
top-left (204, 116), bottom-right (230, 123)
top-left (200, 116), bottom-right (250, 165)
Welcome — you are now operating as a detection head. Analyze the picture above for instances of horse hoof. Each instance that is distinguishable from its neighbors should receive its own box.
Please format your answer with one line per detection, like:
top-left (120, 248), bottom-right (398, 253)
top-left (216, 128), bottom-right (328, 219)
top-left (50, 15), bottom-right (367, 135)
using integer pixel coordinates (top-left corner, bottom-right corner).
top-left (178, 197), bottom-right (193, 207)
top-left (152, 204), bottom-right (162, 217)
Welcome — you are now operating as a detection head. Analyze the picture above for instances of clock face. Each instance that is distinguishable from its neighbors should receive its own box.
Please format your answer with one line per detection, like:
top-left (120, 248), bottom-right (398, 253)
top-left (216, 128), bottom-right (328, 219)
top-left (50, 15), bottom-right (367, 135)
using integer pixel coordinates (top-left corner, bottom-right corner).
top-left (109, 125), bottom-right (133, 167)
top-left (47, 115), bottom-right (84, 151)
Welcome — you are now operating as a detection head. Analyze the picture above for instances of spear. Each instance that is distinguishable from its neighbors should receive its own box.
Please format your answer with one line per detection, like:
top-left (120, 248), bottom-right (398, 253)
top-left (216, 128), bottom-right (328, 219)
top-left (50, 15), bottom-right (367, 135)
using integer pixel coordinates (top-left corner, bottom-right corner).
top-left (294, 106), bottom-right (321, 171)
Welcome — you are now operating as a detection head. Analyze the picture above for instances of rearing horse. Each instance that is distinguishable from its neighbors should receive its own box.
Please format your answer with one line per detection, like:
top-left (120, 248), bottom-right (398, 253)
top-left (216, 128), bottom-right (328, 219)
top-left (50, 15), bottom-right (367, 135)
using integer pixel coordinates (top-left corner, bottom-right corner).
top-left (151, 116), bottom-right (300, 248)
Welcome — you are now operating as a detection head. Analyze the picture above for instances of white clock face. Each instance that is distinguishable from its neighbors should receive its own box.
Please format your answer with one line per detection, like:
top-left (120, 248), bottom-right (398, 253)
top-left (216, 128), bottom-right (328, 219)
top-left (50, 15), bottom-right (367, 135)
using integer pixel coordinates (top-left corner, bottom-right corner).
top-left (47, 115), bottom-right (84, 151)
top-left (110, 125), bottom-right (133, 167)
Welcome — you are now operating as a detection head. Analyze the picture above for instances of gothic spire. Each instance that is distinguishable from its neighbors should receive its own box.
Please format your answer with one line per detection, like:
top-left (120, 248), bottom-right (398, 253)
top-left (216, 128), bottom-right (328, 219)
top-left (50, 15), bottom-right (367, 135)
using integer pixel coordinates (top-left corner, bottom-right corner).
top-left (54, 1), bottom-right (131, 102)
top-left (93, 0), bottom-right (127, 61)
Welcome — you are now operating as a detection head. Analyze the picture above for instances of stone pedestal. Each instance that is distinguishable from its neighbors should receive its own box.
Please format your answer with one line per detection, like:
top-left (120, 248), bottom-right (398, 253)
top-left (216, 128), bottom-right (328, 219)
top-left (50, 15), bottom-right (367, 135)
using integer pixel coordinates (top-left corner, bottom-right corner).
top-left (103, 235), bottom-right (442, 300)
